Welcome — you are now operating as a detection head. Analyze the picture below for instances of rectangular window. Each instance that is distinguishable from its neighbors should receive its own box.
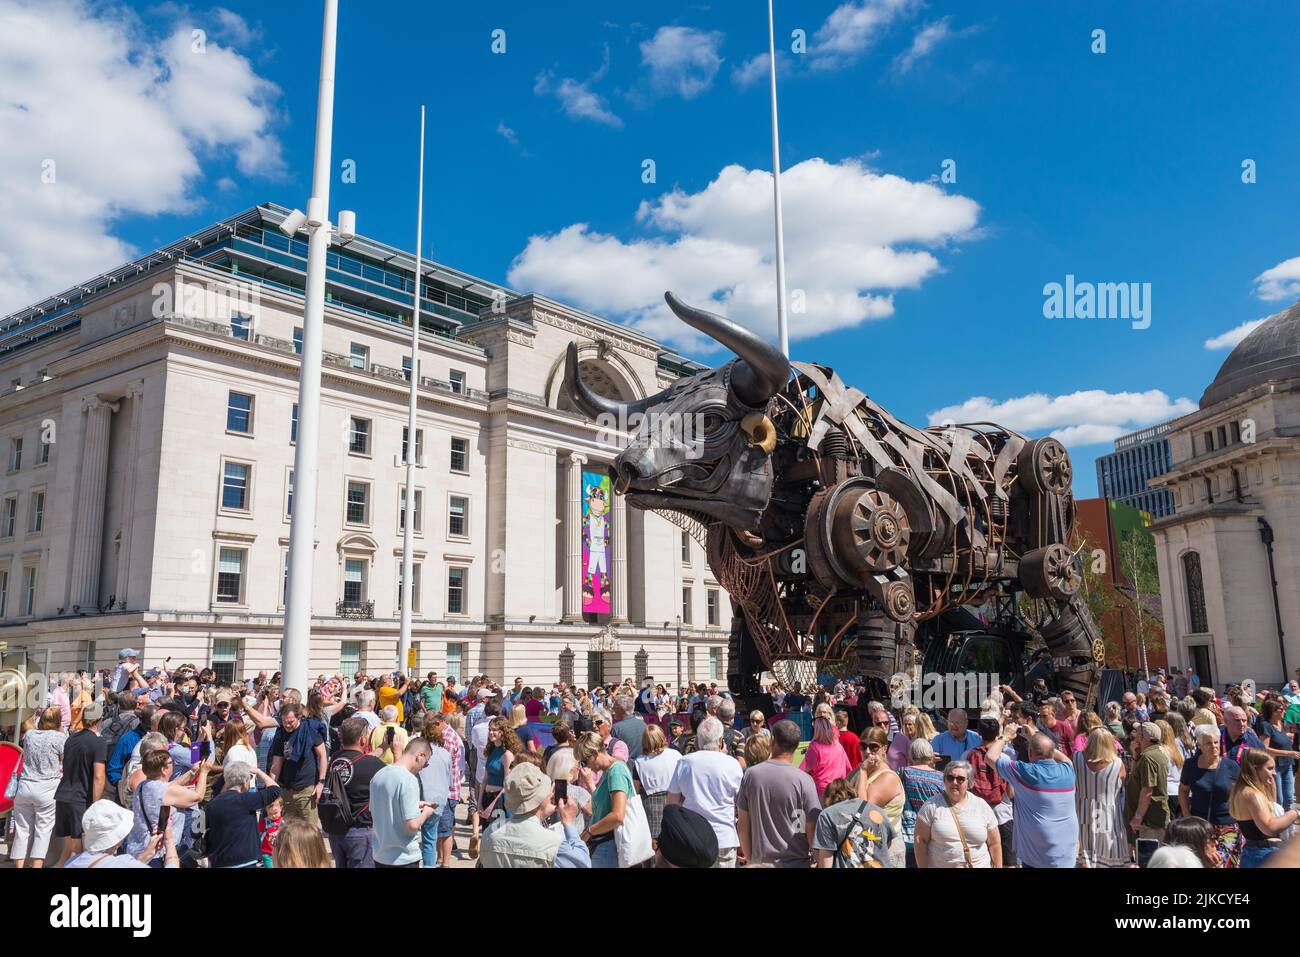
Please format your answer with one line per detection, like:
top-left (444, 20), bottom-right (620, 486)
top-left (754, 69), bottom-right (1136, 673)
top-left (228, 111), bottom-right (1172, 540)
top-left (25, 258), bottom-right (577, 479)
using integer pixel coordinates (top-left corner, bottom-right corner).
top-left (2, 496), bottom-right (15, 537)
top-left (397, 561), bottom-right (422, 613)
top-left (1217, 425), bottom-right (1228, 448)
top-left (447, 566), bottom-right (466, 615)
top-left (350, 343), bottom-right (369, 370)
top-left (343, 558), bottom-right (366, 605)
top-left (0, 570), bottom-right (8, 617)
top-left (86, 640), bottom-right (96, 673)
top-left (346, 481), bottom-right (370, 525)
top-left (230, 313), bottom-right (252, 341)
top-left (281, 551), bottom-right (290, 606)
top-left (402, 356), bottom-right (413, 382)
top-left (1203, 430), bottom-right (1214, 454)
top-left (212, 639), bottom-right (238, 685)
top-left (37, 438), bottom-right (50, 465)
top-left (448, 495), bottom-right (468, 538)
top-left (293, 327), bottom-right (303, 355)
top-left (22, 566), bottom-right (37, 616)
top-left (401, 427), bottom-right (424, 464)
top-left (221, 462), bottom-right (250, 511)
top-left (285, 470), bottom-right (294, 519)
top-left (450, 436), bottom-right (469, 473)
top-left (709, 647), bottom-right (720, 681)
top-left (226, 391), bottom-right (253, 433)
top-left (398, 487), bottom-right (423, 534)
top-left (682, 586), bottom-right (693, 625)
top-left (446, 642), bottom-right (465, 682)
top-left (707, 588), bottom-right (719, 626)
top-left (1231, 420), bottom-right (1241, 444)
top-left (349, 416), bottom-right (370, 455)
top-left (291, 404), bottom-right (298, 444)
top-left (216, 548), bottom-right (244, 603)
top-left (8, 437), bottom-right (22, 471)
top-left (449, 370), bottom-right (465, 395)
top-left (29, 491), bottom-right (44, 534)
top-left (340, 641), bottom-right (362, 678)
top-left (681, 529), bottom-right (691, 563)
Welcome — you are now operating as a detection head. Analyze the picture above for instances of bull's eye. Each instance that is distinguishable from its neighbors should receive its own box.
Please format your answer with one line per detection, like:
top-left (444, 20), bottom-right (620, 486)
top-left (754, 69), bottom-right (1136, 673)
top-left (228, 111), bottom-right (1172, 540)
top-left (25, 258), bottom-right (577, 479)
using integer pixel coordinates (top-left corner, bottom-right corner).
top-left (701, 412), bottom-right (727, 436)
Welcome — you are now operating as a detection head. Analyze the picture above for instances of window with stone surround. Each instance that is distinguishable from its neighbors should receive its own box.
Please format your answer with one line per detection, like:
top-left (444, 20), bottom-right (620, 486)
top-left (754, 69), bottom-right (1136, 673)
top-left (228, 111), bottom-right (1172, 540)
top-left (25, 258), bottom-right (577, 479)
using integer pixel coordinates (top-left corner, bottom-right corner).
top-left (1182, 551), bottom-right (1208, 634)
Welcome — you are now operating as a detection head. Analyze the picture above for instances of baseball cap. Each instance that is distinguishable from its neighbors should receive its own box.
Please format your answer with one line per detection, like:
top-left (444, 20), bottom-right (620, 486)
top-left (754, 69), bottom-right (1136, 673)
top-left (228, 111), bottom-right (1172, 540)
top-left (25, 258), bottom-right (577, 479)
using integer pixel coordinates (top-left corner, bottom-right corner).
top-left (81, 699), bottom-right (105, 722)
top-left (118, 648), bottom-right (139, 659)
top-left (478, 688), bottom-right (496, 701)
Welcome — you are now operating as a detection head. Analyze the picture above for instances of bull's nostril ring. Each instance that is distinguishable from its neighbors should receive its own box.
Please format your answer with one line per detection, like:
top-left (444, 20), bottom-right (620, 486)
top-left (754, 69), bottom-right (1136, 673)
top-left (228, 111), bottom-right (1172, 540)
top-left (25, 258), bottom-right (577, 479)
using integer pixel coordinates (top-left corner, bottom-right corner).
top-left (614, 470), bottom-right (631, 495)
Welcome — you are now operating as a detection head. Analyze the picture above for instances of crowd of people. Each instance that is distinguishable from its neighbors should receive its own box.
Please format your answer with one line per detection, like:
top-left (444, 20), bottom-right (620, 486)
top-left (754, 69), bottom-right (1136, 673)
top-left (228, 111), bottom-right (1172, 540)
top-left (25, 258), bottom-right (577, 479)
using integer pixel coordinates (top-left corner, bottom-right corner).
top-left (6, 650), bottom-right (1300, 869)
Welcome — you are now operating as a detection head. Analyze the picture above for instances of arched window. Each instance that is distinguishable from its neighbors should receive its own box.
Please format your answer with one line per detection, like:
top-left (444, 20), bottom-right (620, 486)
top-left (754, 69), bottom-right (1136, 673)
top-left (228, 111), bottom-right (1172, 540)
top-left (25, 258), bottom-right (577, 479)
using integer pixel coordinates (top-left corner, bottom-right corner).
top-left (1182, 551), bottom-right (1208, 633)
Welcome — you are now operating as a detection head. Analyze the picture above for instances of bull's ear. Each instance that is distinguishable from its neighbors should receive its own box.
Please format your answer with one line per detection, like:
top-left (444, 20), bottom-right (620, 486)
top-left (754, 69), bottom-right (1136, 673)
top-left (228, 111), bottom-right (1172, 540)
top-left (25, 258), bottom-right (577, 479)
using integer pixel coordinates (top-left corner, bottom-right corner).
top-left (663, 292), bottom-right (787, 406)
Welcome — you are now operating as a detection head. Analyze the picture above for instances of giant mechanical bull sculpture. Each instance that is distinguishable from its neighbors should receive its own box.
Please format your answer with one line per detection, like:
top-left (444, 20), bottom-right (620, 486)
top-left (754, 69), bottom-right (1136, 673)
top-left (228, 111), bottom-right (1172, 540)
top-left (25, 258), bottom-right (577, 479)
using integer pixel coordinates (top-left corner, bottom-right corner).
top-left (563, 292), bottom-right (1104, 712)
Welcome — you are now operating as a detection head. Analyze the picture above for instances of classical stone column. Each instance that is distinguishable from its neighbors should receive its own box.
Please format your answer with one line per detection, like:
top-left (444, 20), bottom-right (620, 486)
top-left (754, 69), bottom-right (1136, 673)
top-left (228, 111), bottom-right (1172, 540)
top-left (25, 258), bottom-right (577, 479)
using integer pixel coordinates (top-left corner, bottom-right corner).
top-left (562, 452), bottom-right (587, 620)
top-left (612, 490), bottom-right (629, 623)
top-left (70, 395), bottom-right (120, 610)
top-left (114, 382), bottom-right (145, 607)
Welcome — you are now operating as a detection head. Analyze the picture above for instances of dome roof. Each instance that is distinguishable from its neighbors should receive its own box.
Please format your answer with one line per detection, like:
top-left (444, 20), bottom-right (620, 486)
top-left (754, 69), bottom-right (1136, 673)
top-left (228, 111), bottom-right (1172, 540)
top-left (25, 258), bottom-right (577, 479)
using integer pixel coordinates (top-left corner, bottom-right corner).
top-left (1200, 301), bottom-right (1300, 408)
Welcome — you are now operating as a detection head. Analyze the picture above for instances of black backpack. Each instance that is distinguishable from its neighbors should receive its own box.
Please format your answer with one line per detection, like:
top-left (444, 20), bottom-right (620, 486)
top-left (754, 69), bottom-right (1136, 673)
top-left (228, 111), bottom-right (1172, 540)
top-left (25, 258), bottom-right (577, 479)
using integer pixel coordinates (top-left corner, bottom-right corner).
top-left (101, 708), bottom-right (140, 755)
top-left (319, 754), bottom-right (367, 836)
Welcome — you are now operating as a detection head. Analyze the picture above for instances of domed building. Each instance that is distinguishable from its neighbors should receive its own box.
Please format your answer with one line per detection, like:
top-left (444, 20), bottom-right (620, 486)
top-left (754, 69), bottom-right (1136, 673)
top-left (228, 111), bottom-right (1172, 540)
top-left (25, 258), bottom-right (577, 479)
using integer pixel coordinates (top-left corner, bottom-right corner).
top-left (1149, 303), bottom-right (1300, 688)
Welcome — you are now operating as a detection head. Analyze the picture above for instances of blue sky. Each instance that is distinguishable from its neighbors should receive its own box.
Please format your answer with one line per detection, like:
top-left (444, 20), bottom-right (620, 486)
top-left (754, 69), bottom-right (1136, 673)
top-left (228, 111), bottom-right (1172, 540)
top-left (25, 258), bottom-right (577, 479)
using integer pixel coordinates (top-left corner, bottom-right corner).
top-left (5, 0), bottom-right (1300, 497)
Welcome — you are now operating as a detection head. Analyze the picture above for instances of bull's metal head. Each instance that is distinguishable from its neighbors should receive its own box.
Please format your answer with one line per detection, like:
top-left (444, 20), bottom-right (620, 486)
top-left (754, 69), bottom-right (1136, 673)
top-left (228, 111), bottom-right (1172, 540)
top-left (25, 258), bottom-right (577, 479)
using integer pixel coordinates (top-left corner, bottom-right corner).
top-left (563, 292), bottom-right (789, 531)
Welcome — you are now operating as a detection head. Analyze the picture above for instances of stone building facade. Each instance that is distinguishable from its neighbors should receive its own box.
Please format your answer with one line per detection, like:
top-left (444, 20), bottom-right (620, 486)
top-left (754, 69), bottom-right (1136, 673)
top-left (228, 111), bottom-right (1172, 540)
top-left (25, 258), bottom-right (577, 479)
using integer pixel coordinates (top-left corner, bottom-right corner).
top-left (1149, 303), bottom-right (1300, 688)
top-left (0, 204), bottom-right (731, 687)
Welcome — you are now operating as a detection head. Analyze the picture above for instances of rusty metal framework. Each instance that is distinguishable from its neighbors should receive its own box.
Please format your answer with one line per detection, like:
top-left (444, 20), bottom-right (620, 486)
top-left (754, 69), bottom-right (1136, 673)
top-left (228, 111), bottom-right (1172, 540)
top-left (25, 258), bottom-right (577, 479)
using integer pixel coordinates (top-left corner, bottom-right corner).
top-left (564, 293), bottom-right (1103, 709)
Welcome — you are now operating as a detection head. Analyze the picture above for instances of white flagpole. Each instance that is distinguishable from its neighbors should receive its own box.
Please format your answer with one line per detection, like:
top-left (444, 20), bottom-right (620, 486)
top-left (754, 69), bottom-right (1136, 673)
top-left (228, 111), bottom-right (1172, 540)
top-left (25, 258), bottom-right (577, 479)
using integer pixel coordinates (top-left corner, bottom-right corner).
top-left (398, 105), bottom-right (426, 676)
top-left (767, 0), bottom-right (790, 358)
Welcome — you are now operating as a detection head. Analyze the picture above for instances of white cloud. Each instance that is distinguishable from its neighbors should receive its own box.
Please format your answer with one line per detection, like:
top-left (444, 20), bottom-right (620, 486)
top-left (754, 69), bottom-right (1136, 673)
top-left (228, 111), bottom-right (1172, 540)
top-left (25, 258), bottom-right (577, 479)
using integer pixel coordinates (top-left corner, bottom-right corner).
top-left (507, 157), bottom-right (979, 350)
top-left (496, 121), bottom-right (519, 146)
top-left (927, 390), bottom-right (1197, 447)
top-left (893, 17), bottom-right (975, 74)
top-left (534, 47), bottom-right (622, 128)
top-left (639, 26), bottom-right (724, 100)
top-left (0, 0), bottom-right (283, 314)
top-left (211, 7), bottom-right (255, 47)
top-left (811, 0), bottom-right (923, 70)
top-left (1204, 317), bottom-right (1267, 350)
top-left (1251, 256), bottom-right (1300, 301)
top-left (731, 53), bottom-right (769, 90)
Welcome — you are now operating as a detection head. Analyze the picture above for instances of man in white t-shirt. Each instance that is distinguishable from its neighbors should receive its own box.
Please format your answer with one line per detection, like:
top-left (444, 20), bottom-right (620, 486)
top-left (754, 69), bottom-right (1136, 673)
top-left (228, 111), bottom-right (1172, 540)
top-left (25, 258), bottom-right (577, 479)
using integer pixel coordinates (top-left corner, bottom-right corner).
top-left (667, 716), bottom-right (744, 867)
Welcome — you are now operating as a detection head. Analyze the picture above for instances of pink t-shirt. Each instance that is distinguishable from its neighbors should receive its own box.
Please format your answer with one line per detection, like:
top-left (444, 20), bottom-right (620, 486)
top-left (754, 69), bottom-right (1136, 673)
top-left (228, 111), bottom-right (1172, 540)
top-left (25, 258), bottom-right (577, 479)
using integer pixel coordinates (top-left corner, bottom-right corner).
top-left (800, 739), bottom-right (852, 796)
top-left (524, 699), bottom-right (544, 721)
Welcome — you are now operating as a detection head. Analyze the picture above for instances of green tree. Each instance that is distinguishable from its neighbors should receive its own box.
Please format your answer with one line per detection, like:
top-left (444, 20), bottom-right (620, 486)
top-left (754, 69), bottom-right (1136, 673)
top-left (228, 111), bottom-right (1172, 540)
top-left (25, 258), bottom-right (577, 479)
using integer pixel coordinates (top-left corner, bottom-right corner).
top-left (1117, 526), bottom-right (1164, 674)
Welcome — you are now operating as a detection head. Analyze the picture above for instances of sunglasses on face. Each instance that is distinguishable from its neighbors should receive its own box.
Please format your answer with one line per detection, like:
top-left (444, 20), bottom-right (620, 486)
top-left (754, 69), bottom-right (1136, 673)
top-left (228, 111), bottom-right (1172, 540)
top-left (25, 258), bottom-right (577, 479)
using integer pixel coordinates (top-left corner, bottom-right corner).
top-left (945, 775), bottom-right (968, 783)
top-left (866, 743), bottom-right (883, 752)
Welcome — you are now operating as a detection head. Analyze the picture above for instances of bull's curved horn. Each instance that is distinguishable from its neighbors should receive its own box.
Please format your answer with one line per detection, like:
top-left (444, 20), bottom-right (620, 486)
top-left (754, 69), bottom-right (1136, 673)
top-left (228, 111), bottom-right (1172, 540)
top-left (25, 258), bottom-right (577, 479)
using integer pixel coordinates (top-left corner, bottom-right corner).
top-left (663, 292), bottom-right (788, 406)
top-left (562, 342), bottom-right (667, 419)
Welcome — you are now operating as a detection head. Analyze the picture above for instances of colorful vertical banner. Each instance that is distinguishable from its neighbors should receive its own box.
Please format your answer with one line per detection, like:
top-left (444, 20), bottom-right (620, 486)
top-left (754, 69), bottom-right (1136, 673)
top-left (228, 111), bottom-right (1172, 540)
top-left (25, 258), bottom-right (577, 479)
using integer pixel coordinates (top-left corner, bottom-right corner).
top-left (582, 470), bottom-right (612, 615)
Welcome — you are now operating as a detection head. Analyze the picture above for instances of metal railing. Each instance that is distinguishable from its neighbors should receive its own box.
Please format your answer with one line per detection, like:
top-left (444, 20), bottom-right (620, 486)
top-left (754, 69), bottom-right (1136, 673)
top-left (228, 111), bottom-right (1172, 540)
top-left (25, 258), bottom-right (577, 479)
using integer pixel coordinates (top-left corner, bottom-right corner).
top-left (336, 600), bottom-right (375, 619)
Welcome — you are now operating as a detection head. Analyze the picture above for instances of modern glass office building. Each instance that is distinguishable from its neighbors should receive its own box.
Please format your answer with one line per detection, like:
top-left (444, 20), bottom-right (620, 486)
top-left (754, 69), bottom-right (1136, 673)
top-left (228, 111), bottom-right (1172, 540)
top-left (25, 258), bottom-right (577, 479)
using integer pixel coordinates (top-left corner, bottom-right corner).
top-left (1094, 423), bottom-right (1175, 518)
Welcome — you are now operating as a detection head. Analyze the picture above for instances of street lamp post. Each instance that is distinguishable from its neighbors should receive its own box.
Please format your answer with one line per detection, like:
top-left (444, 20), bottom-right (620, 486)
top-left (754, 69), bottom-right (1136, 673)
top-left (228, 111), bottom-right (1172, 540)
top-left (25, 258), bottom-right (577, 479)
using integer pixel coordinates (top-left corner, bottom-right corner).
top-left (676, 615), bottom-right (683, 697)
top-left (398, 106), bottom-right (427, 677)
top-left (282, 0), bottom-right (349, 695)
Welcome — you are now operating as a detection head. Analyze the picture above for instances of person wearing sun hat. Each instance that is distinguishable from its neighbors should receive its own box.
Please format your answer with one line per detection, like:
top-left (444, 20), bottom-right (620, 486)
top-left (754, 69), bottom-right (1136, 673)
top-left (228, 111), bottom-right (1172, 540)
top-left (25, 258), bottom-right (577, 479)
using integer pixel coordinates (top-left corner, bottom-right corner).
top-left (477, 762), bottom-right (590, 868)
top-left (65, 800), bottom-right (180, 868)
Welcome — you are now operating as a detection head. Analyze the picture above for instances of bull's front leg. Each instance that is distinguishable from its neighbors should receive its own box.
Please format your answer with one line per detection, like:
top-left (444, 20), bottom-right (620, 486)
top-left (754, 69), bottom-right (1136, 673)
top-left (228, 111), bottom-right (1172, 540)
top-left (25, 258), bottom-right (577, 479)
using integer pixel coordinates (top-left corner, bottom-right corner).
top-left (1040, 596), bottom-right (1104, 711)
